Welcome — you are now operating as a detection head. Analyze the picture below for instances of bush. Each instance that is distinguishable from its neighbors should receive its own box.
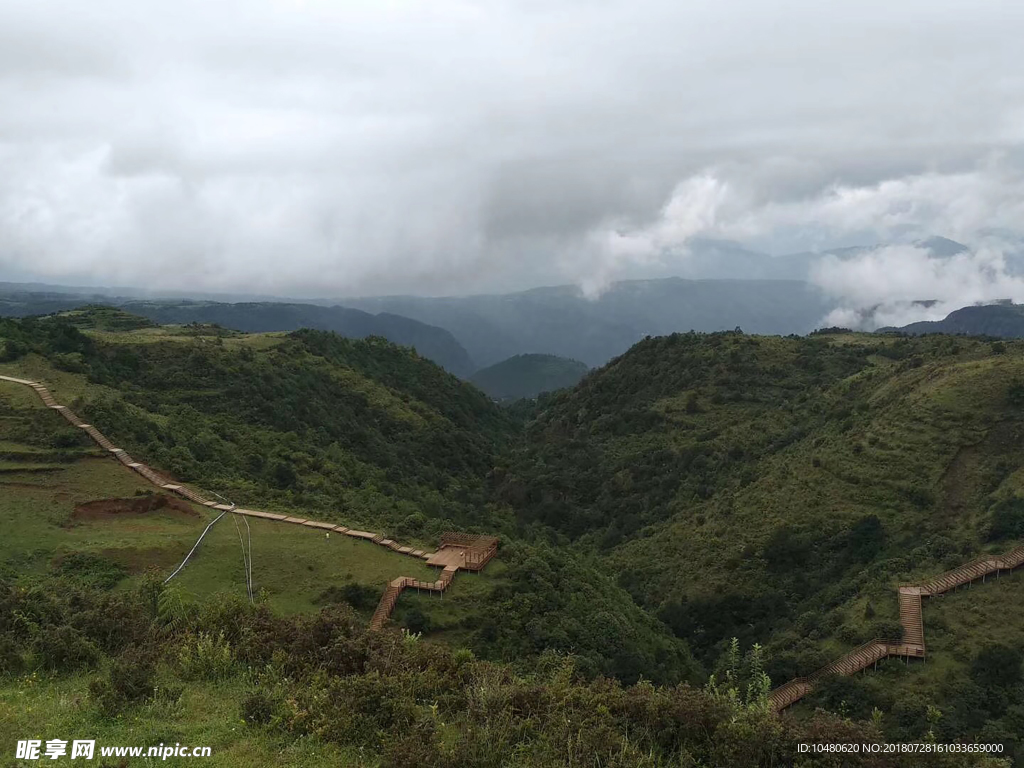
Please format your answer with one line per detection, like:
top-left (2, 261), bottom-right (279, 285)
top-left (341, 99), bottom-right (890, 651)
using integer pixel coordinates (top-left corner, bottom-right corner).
top-left (33, 626), bottom-right (99, 672)
top-left (401, 608), bottom-right (433, 634)
top-left (90, 648), bottom-right (156, 716)
top-left (1009, 379), bottom-right (1024, 407)
top-left (317, 583), bottom-right (378, 611)
top-left (971, 643), bottom-right (1023, 691)
top-left (0, 633), bottom-right (23, 675)
top-left (0, 339), bottom-right (27, 362)
top-left (804, 674), bottom-right (877, 719)
top-left (870, 620), bottom-right (904, 642)
top-left (987, 497), bottom-right (1024, 541)
top-left (175, 631), bottom-right (234, 680)
top-left (240, 688), bottom-right (284, 726)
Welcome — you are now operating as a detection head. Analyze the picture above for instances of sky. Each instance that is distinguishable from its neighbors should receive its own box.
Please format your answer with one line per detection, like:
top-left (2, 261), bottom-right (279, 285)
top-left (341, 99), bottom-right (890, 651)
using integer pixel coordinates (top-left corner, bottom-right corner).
top-left (1, 0), bottom-right (1023, 318)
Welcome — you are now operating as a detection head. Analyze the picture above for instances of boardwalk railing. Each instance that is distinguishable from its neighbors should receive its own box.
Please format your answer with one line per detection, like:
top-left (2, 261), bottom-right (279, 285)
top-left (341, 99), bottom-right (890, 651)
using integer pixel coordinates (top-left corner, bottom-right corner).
top-left (0, 374), bottom-right (442, 564)
top-left (772, 543), bottom-right (1024, 710)
top-left (1, 374), bottom-right (495, 630)
top-left (369, 566), bottom-right (459, 630)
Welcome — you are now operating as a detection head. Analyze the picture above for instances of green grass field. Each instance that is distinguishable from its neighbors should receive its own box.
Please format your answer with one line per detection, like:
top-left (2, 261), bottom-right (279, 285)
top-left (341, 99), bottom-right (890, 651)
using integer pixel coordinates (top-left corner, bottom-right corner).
top-left (0, 364), bottom-right (507, 765)
top-left (0, 371), bottom-right (492, 621)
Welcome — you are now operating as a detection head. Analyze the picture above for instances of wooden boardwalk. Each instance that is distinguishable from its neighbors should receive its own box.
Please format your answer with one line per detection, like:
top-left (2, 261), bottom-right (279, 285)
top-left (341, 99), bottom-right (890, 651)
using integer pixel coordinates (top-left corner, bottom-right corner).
top-left (0, 374), bottom-right (496, 628)
top-left (770, 543), bottom-right (1024, 711)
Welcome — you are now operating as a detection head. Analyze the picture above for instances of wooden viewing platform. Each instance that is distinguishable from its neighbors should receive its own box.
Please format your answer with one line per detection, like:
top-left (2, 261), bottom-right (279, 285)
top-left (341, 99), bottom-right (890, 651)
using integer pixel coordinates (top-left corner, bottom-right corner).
top-left (369, 534), bottom-right (499, 630)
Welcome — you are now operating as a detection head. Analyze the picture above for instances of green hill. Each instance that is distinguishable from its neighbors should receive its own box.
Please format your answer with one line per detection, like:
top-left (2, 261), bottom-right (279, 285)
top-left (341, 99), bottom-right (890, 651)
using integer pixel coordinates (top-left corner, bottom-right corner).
top-left (6, 313), bottom-right (1024, 761)
top-left (0, 313), bottom-right (696, 684)
top-left (0, 294), bottom-right (477, 375)
top-left (470, 353), bottom-right (589, 401)
top-left (501, 330), bottom-right (1024, 750)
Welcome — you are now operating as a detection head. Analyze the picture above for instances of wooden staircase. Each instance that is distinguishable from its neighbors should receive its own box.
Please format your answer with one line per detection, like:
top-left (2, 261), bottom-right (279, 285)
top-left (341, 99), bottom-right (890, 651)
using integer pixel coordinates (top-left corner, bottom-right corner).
top-left (771, 543), bottom-right (1024, 711)
top-left (370, 578), bottom-right (407, 630)
top-left (1, 374), bottom-right (497, 628)
top-left (898, 587), bottom-right (924, 647)
top-left (367, 565), bottom-right (461, 630)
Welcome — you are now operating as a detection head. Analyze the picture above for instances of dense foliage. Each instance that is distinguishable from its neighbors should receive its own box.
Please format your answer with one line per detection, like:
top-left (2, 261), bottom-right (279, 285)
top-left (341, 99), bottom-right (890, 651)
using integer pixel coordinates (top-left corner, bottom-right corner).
top-left (497, 330), bottom-right (1024, 749)
top-left (6, 313), bottom-right (1024, 757)
top-left (5, 317), bottom-right (510, 531)
top-left (0, 314), bottom-right (696, 683)
top-left (3, 574), bottom-right (999, 767)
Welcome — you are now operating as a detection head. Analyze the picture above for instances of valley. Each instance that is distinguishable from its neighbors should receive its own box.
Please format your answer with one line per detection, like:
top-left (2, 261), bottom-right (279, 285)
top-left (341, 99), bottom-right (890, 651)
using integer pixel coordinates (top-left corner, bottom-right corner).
top-left (2, 310), bottom-right (1024, 763)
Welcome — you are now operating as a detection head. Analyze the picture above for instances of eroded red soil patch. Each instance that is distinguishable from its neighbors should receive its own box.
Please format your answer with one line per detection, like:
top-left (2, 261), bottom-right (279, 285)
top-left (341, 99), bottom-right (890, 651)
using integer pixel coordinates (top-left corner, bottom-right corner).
top-left (73, 493), bottom-right (198, 521)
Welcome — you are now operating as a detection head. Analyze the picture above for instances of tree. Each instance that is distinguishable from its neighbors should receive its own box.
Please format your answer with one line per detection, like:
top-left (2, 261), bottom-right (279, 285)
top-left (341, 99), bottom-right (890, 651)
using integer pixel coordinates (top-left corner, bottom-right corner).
top-left (971, 643), bottom-right (1023, 691)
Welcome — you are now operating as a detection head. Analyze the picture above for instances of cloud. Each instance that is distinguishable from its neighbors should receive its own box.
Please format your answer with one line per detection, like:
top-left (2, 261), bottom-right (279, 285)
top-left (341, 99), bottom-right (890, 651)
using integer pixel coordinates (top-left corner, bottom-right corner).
top-left (580, 161), bottom-right (1024, 303)
top-left (0, 0), bottom-right (1022, 298)
top-left (810, 242), bottom-right (1024, 329)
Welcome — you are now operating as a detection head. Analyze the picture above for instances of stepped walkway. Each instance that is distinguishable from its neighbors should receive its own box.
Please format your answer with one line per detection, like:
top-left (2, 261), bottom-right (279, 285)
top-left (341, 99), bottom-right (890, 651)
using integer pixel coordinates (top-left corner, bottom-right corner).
top-left (770, 544), bottom-right (1024, 711)
top-left (0, 374), bottom-right (497, 629)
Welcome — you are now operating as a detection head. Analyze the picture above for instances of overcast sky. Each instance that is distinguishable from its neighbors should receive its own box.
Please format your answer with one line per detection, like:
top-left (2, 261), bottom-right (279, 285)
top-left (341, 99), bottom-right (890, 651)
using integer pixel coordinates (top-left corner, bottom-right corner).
top-left (1, 0), bottom-right (1022, 301)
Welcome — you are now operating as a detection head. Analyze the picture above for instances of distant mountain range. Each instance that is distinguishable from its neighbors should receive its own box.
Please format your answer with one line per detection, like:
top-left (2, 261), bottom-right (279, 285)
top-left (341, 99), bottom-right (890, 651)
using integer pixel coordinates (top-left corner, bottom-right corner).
top-left (345, 278), bottom-right (832, 368)
top-left (0, 277), bottom-right (834, 373)
top-left (6, 234), bottom-right (1018, 374)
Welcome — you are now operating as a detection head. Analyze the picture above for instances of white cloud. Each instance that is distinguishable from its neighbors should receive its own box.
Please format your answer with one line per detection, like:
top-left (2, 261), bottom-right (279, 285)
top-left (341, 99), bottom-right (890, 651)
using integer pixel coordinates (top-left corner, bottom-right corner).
top-left (0, 0), bottom-right (1022, 297)
top-left (811, 243), bottom-right (1024, 329)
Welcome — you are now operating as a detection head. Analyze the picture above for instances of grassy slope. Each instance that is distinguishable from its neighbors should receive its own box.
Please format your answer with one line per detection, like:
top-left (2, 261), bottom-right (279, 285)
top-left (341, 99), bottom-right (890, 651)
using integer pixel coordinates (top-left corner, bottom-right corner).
top-left (0, 327), bottom-right (513, 765)
top-left (614, 338), bottom-right (1024, 613)
top-left (1, 311), bottom-right (697, 685)
top-left (0, 364), bottom-right (484, 623)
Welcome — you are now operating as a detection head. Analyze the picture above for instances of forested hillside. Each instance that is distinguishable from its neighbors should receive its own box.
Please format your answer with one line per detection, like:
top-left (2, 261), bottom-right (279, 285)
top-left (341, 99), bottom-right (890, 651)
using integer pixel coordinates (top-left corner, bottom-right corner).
top-left (0, 292), bottom-right (476, 375)
top-left (501, 330), bottom-right (1024, 750)
top-left (5, 311), bottom-right (1024, 760)
top-left (0, 311), bottom-right (695, 685)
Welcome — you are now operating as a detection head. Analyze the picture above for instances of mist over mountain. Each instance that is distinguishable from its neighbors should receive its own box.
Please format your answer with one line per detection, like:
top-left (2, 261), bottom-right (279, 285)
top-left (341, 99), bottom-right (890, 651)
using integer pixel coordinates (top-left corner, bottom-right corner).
top-left (347, 278), bottom-right (833, 368)
top-left (5, 234), bottom-right (1012, 373)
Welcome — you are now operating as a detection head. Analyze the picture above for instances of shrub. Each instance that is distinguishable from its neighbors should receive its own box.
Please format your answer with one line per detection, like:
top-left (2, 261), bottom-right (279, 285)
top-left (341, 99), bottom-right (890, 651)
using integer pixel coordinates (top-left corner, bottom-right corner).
top-left (317, 583), bottom-right (378, 611)
top-left (970, 643), bottom-right (1023, 691)
top-left (0, 339), bottom-right (27, 362)
top-left (987, 497), bottom-right (1024, 541)
top-left (870, 620), bottom-right (904, 642)
top-left (90, 647), bottom-right (156, 716)
top-left (33, 626), bottom-right (99, 672)
top-left (401, 608), bottom-right (433, 634)
top-left (240, 688), bottom-right (284, 726)
top-left (0, 633), bottom-right (23, 675)
top-left (1008, 379), bottom-right (1024, 407)
top-left (804, 674), bottom-right (877, 720)
top-left (175, 631), bottom-right (234, 681)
